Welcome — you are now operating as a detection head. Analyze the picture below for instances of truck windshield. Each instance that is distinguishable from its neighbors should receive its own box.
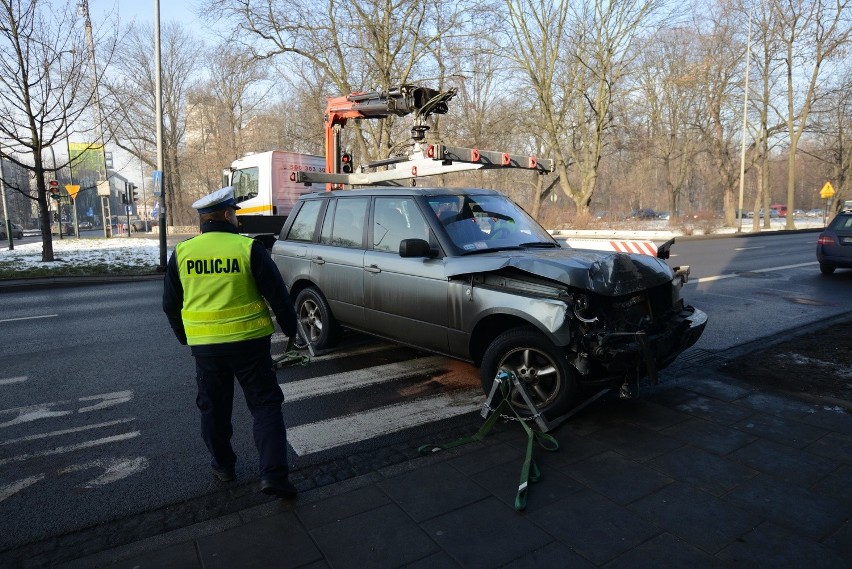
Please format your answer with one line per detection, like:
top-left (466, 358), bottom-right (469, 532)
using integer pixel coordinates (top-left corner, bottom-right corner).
top-left (232, 167), bottom-right (260, 202)
top-left (427, 194), bottom-right (555, 252)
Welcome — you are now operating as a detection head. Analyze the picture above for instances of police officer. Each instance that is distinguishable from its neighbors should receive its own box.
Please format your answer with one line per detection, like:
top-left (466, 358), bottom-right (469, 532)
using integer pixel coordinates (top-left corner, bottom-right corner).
top-left (163, 186), bottom-right (299, 498)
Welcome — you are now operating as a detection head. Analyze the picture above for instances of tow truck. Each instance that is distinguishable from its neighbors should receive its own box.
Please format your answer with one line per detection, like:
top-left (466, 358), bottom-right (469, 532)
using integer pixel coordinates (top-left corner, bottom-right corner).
top-left (223, 84), bottom-right (553, 246)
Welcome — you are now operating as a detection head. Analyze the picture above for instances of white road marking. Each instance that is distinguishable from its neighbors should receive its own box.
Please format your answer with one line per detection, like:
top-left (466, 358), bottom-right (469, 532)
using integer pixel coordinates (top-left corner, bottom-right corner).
top-left (272, 341), bottom-right (399, 365)
top-left (0, 418), bottom-right (136, 446)
top-left (689, 261), bottom-right (818, 284)
top-left (0, 314), bottom-right (58, 324)
top-left (0, 376), bottom-right (27, 385)
top-left (734, 246), bottom-right (765, 251)
top-left (288, 389), bottom-right (483, 455)
top-left (0, 391), bottom-right (134, 428)
top-left (0, 432), bottom-right (140, 467)
top-left (281, 356), bottom-right (447, 401)
top-left (0, 474), bottom-right (45, 503)
top-left (60, 457), bottom-right (150, 488)
top-left (77, 391), bottom-right (133, 412)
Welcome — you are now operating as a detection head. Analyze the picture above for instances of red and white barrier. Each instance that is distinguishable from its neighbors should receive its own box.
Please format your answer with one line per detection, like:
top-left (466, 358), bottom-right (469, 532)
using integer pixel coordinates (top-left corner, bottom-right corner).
top-left (562, 239), bottom-right (659, 257)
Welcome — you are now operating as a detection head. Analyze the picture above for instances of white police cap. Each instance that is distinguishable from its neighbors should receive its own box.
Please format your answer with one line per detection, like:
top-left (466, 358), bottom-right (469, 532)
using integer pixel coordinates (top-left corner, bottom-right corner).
top-left (192, 186), bottom-right (242, 214)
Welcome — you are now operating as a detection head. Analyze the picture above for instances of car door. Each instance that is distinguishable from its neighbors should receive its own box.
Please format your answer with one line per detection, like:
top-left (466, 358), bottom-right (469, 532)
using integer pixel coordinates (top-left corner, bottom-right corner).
top-left (363, 197), bottom-right (450, 353)
top-left (309, 197), bottom-right (369, 330)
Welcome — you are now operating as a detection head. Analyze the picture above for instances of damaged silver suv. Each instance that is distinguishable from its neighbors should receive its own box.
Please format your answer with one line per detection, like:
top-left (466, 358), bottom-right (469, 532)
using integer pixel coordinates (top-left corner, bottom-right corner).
top-left (271, 187), bottom-right (707, 419)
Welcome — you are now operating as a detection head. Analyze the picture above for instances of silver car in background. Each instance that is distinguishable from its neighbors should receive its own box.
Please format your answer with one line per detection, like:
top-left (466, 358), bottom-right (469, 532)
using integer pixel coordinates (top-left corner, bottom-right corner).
top-left (271, 187), bottom-right (707, 419)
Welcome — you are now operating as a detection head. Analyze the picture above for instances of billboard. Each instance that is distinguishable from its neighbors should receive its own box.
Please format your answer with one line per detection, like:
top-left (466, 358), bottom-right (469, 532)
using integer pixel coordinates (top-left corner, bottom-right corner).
top-left (68, 142), bottom-right (107, 181)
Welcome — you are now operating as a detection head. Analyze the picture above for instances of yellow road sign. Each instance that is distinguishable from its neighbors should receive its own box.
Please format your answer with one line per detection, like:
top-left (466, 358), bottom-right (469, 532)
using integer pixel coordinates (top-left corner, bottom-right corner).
top-left (65, 184), bottom-right (81, 199)
top-left (820, 181), bottom-right (835, 199)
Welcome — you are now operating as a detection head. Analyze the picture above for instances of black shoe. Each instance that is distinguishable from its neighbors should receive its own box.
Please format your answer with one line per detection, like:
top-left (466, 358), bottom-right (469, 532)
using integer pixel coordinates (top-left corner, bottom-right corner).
top-left (260, 477), bottom-right (298, 498)
top-left (211, 465), bottom-right (236, 482)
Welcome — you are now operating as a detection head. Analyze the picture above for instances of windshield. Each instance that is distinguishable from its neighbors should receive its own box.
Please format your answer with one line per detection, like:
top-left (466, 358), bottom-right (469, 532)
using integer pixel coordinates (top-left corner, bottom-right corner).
top-left (427, 194), bottom-right (555, 252)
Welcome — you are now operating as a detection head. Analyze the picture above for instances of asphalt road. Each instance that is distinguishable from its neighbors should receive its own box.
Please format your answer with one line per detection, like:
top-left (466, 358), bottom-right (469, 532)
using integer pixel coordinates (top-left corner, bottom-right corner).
top-left (0, 230), bottom-right (849, 552)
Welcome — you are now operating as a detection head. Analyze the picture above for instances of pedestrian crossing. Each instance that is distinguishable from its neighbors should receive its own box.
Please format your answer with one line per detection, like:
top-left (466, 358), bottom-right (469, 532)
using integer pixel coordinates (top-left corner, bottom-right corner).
top-left (287, 388), bottom-right (483, 455)
top-left (272, 337), bottom-right (486, 458)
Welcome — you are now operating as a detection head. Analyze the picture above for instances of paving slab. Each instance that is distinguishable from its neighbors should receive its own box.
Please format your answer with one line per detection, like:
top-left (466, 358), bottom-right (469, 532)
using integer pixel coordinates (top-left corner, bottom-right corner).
top-left (660, 416), bottom-right (757, 455)
top-left (627, 482), bottom-right (763, 553)
top-left (196, 511), bottom-right (321, 569)
top-left (734, 412), bottom-right (829, 448)
top-left (715, 522), bottom-right (849, 568)
top-left (526, 488), bottom-right (660, 565)
top-left (602, 533), bottom-right (725, 569)
top-left (309, 503), bottom-right (438, 569)
top-left (566, 450), bottom-right (673, 505)
top-left (377, 461), bottom-right (490, 523)
top-left (421, 497), bottom-right (553, 568)
top-left (647, 445), bottom-right (758, 496)
top-left (723, 474), bottom-right (849, 539)
top-left (729, 438), bottom-right (838, 485)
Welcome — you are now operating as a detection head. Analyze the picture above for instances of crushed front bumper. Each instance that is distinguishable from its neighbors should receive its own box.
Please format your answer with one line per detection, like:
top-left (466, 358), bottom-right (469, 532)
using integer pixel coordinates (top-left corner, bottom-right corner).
top-left (586, 306), bottom-right (708, 384)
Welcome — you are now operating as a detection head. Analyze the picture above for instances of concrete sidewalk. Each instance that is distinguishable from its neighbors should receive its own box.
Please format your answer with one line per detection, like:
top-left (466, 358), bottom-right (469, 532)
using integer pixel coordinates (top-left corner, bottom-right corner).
top-left (43, 365), bottom-right (850, 569)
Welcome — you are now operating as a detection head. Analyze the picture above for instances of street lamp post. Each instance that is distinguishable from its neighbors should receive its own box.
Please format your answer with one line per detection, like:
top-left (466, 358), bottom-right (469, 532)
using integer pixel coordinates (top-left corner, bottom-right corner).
top-left (0, 153), bottom-right (13, 250)
top-left (736, 12), bottom-right (753, 233)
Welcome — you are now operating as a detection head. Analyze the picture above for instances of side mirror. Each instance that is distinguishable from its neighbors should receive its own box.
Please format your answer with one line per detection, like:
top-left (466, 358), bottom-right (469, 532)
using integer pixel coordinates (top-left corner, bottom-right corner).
top-left (399, 238), bottom-right (436, 258)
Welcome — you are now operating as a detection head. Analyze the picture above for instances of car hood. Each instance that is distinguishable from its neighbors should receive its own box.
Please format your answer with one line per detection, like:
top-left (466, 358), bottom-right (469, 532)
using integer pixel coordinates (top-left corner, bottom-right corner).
top-left (444, 248), bottom-right (674, 296)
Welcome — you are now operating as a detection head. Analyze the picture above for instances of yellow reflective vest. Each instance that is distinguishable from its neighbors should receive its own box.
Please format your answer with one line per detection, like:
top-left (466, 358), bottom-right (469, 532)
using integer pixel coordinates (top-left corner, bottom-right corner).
top-left (176, 232), bottom-right (274, 345)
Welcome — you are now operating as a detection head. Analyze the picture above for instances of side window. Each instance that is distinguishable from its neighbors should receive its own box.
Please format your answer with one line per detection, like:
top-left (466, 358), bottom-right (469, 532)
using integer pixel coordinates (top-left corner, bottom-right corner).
top-left (332, 198), bottom-right (369, 248)
top-left (320, 199), bottom-right (336, 244)
top-left (285, 200), bottom-right (322, 242)
top-left (231, 167), bottom-right (259, 202)
top-left (372, 197), bottom-right (430, 252)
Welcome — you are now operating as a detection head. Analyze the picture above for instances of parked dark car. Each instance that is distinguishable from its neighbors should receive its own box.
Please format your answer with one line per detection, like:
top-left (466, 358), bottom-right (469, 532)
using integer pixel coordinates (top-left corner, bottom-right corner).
top-left (0, 221), bottom-right (23, 240)
top-left (129, 219), bottom-right (152, 232)
top-left (816, 209), bottom-right (852, 275)
top-left (271, 187), bottom-right (707, 419)
top-left (628, 208), bottom-right (657, 220)
top-left (79, 221), bottom-right (93, 230)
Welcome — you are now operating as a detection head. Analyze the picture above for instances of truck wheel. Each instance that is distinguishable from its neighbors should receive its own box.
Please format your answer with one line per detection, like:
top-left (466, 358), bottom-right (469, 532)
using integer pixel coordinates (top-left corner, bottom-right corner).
top-left (294, 287), bottom-right (339, 350)
top-left (480, 327), bottom-right (577, 420)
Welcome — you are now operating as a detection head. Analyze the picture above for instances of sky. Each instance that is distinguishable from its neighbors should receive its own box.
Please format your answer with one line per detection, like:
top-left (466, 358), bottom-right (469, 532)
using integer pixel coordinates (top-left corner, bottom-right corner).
top-left (90, 0), bottom-right (202, 30)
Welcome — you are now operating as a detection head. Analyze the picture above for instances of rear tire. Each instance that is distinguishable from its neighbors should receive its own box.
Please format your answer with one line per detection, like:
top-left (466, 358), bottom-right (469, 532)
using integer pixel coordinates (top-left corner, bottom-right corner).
top-left (819, 263), bottom-right (836, 275)
top-left (294, 287), bottom-right (339, 350)
top-left (480, 327), bottom-right (577, 420)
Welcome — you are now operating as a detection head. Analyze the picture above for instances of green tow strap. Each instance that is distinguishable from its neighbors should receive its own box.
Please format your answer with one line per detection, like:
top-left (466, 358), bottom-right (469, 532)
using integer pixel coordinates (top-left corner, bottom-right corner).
top-left (418, 375), bottom-right (559, 511)
top-left (273, 338), bottom-right (311, 368)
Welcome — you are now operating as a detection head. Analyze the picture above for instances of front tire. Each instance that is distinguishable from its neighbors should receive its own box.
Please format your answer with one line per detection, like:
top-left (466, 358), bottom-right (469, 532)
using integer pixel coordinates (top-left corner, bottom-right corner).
top-left (294, 287), bottom-right (339, 350)
top-left (819, 262), bottom-right (836, 275)
top-left (480, 327), bottom-right (577, 419)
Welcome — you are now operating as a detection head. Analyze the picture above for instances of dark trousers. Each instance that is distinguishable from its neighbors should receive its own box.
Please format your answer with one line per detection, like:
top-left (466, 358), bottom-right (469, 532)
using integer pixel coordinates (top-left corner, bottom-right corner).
top-left (193, 341), bottom-right (289, 481)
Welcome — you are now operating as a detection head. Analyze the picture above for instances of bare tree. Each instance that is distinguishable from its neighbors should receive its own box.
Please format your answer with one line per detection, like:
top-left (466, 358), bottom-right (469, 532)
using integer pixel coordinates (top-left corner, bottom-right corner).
top-left (773, 0), bottom-right (852, 229)
top-left (180, 43), bottom-right (272, 203)
top-left (691, 3), bottom-right (745, 226)
top-left (205, 0), bottom-right (475, 163)
top-left (103, 22), bottom-right (204, 226)
top-left (504, 0), bottom-right (664, 214)
top-left (0, 0), bottom-right (114, 260)
top-left (635, 27), bottom-right (702, 222)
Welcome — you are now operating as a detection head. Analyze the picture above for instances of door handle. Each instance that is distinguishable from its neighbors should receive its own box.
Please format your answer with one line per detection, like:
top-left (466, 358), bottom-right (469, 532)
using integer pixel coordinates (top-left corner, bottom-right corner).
top-left (365, 264), bottom-right (381, 273)
top-left (313, 257), bottom-right (325, 265)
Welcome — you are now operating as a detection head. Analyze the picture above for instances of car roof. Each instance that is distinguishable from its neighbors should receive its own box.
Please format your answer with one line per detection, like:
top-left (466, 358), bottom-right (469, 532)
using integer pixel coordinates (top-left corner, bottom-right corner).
top-left (298, 187), bottom-right (502, 200)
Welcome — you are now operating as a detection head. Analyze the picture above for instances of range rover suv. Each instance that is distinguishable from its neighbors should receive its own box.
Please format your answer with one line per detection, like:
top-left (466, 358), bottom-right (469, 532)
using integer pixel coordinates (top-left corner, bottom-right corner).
top-left (271, 187), bottom-right (707, 419)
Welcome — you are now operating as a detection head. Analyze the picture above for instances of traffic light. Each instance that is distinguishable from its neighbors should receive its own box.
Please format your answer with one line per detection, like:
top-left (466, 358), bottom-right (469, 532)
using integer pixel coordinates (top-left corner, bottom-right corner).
top-left (340, 152), bottom-right (353, 174)
top-left (48, 180), bottom-right (59, 200)
top-left (129, 183), bottom-right (139, 202)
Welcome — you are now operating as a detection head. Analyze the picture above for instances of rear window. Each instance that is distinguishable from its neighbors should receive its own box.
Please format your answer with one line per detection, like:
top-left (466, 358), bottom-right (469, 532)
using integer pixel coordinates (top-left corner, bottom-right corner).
top-left (286, 200), bottom-right (322, 241)
top-left (331, 198), bottom-right (369, 248)
top-left (829, 214), bottom-right (852, 231)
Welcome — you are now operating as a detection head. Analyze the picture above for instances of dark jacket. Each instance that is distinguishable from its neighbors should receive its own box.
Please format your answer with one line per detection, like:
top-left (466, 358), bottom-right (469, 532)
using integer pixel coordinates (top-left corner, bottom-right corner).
top-left (163, 221), bottom-right (298, 355)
